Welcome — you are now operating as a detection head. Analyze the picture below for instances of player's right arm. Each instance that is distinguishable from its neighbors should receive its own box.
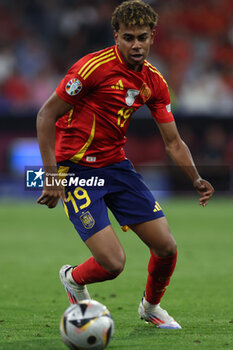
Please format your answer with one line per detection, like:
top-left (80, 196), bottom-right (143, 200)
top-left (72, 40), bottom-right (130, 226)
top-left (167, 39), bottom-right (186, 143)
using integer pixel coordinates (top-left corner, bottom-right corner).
top-left (36, 92), bottom-right (73, 208)
top-left (37, 48), bottom-right (111, 207)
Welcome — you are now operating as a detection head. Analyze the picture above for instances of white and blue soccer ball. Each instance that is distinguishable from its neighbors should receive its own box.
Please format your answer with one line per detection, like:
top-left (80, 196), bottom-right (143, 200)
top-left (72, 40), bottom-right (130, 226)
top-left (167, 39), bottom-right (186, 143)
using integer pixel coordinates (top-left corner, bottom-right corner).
top-left (60, 299), bottom-right (114, 350)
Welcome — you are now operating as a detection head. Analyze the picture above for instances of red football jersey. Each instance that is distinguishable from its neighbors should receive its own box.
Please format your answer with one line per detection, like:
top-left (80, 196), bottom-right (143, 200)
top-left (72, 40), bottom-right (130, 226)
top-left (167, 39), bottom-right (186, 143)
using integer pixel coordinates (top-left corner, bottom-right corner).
top-left (55, 45), bottom-right (174, 167)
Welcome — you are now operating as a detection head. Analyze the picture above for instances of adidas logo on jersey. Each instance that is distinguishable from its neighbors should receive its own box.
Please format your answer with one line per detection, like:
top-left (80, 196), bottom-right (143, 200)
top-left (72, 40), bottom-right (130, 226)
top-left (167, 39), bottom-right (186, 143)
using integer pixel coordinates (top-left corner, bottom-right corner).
top-left (111, 79), bottom-right (124, 90)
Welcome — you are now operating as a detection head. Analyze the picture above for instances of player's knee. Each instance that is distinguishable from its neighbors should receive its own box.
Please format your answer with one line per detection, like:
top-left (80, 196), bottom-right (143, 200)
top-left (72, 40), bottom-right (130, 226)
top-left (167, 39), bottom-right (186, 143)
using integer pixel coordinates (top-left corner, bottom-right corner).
top-left (109, 264), bottom-right (124, 276)
top-left (100, 251), bottom-right (126, 278)
top-left (109, 254), bottom-right (126, 275)
top-left (156, 240), bottom-right (177, 257)
top-left (104, 251), bottom-right (126, 275)
top-left (166, 240), bottom-right (177, 256)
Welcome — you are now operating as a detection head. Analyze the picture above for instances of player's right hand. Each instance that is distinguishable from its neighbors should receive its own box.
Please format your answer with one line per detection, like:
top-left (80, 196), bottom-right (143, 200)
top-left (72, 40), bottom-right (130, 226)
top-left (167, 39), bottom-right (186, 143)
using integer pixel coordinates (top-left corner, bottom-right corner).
top-left (37, 175), bottom-right (67, 209)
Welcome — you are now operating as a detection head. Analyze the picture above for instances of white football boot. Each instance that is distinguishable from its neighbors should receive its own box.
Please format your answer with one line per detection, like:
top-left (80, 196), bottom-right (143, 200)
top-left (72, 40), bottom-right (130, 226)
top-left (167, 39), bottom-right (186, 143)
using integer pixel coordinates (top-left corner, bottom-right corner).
top-left (59, 265), bottom-right (90, 304)
top-left (138, 297), bottom-right (182, 329)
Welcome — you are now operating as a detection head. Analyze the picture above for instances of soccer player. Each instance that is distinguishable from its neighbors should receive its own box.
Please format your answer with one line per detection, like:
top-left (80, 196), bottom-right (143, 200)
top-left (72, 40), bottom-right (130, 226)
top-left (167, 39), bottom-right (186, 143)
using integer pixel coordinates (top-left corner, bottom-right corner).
top-left (37, 0), bottom-right (214, 329)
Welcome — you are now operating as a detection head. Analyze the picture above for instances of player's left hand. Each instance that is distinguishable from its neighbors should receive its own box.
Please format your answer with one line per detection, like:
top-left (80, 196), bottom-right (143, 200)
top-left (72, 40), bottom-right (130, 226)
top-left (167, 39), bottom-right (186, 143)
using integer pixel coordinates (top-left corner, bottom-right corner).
top-left (193, 178), bottom-right (214, 207)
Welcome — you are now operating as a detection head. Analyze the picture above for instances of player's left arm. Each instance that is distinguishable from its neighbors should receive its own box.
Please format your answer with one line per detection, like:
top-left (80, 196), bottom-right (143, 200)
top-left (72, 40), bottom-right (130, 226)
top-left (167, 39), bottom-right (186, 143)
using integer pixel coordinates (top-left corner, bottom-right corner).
top-left (156, 120), bottom-right (214, 206)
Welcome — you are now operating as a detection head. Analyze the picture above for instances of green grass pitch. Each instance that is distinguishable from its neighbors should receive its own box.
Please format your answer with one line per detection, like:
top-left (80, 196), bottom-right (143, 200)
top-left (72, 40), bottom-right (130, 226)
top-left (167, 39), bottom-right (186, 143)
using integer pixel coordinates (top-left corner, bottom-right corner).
top-left (0, 197), bottom-right (233, 350)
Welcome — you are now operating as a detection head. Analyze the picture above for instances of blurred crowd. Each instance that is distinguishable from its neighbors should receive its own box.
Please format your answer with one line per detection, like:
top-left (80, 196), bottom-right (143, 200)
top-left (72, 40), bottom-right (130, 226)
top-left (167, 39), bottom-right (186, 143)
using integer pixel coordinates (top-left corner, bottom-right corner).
top-left (0, 0), bottom-right (233, 115)
top-left (125, 122), bottom-right (233, 166)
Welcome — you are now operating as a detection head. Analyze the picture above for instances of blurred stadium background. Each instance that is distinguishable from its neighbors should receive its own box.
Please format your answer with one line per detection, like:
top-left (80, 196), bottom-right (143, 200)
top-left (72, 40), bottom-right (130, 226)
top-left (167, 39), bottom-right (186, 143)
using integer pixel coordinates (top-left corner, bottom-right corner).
top-left (0, 0), bottom-right (233, 199)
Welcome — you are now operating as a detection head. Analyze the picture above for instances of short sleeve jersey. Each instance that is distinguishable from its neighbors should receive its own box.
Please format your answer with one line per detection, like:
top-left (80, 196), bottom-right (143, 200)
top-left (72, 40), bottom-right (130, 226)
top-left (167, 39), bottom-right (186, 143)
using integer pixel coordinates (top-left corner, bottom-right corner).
top-left (55, 45), bottom-right (174, 167)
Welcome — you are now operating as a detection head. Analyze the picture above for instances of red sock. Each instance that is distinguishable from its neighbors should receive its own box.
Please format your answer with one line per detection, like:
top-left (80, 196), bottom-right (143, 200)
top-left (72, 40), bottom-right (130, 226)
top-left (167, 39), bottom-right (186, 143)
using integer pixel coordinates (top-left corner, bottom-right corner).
top-left (72, 257), bottom-right (120, 285)
top-left (145, 250), bottom-right (177, 305)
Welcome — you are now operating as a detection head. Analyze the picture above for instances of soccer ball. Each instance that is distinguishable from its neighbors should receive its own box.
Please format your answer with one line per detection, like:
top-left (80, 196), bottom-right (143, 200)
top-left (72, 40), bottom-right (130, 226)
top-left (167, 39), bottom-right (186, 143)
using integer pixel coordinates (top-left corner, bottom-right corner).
top-left (60, 299), bottom-right (114, 350)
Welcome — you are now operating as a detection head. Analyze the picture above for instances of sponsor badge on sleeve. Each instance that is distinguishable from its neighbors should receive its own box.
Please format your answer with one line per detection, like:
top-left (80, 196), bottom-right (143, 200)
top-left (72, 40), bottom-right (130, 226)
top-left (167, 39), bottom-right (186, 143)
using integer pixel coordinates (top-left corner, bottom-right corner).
top-left (65, 78), bottom-right (82, 96)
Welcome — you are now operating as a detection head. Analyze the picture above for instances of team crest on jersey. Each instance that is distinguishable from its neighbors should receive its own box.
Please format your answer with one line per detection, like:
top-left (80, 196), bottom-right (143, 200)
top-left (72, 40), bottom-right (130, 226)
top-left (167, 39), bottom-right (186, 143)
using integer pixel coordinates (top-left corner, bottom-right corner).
top-left (80, 211), bottom-right (95, 229)
top-left (125, 89), bottom-right (139, 106)
top-left (65, 78), bottom-right (82, 96)
top-left (140, 83), bottom-right (151, 103)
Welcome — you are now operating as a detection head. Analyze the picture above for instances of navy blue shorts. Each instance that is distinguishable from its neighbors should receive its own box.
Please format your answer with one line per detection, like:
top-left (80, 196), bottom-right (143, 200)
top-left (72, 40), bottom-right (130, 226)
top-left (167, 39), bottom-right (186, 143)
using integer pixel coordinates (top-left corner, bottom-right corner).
top-left (57, 159), bottom-right (165, 242)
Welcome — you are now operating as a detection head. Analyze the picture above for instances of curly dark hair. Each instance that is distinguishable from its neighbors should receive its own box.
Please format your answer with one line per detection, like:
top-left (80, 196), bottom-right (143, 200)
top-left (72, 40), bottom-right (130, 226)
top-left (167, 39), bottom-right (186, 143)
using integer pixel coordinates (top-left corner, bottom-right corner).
top-left (111, 0), bottom-right (158, 31)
